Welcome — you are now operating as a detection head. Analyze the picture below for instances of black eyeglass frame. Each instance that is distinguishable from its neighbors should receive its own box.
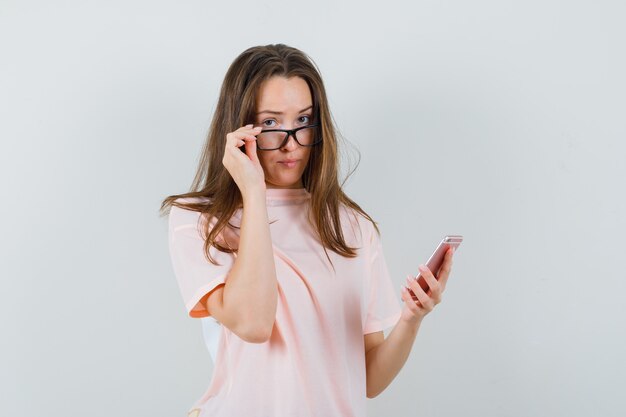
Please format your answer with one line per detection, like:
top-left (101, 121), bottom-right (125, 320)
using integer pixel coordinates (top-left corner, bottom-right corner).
top-left (255, 123), bottom-right (322, 150)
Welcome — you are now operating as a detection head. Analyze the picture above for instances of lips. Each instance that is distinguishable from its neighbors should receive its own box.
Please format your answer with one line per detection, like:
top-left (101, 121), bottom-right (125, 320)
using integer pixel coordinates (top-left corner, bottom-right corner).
top-left (278, 159), bottom-right (299, 168)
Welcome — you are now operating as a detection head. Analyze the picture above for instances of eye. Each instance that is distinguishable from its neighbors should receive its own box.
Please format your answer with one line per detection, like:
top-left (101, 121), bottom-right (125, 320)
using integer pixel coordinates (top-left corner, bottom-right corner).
top-left (298, 115), bottom-right (311, 125)
top-left (262, 119), bottom-right (276, 128)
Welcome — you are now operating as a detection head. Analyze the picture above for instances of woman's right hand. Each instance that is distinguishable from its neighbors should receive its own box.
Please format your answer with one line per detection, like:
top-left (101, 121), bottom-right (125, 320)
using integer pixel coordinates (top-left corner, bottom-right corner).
top-left (222, 124), bottom-right (266, 197)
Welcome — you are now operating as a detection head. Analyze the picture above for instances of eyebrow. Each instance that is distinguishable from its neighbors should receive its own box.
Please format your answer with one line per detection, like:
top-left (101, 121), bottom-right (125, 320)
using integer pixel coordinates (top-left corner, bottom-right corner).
top-left (256, 105), bottom-right (313, 115)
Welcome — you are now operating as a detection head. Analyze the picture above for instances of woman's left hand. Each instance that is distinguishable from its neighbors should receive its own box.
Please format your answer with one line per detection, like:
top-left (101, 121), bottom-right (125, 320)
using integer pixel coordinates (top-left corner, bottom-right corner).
top-left (400, 246), bottom-right (454, 324)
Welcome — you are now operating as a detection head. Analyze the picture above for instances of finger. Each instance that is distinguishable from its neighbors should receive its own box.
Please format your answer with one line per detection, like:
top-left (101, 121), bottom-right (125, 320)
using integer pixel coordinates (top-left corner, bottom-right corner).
top-left (227, 130), bottom-right (260, 148)
top-left (403, 274), bottom-right (419, 299)
top-left (236, 125), bottom-right (264, 135)
top-left (406, 275), bottom-right (435, 312)
top-left (224, 139), bottom-right (255, 166)
top-left (401, 287), bottom-right (423, 316)
top-left (437, 247), bottom-right (455, 289)
top-left (418, 265), bottom-right (442, 303)
top-left (230, 129), bottom-right (261, 141)
top-left (244, 127), bottom-right (262, 163)
top-left (401, 285), bottom-right (423, 315)
top-left (244, 135), bottom-right (260, 163)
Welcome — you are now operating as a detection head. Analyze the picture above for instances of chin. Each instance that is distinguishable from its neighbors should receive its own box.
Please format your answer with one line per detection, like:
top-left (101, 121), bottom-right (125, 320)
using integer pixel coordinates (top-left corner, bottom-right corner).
top-left (267, 174), bottom-right (304, 188)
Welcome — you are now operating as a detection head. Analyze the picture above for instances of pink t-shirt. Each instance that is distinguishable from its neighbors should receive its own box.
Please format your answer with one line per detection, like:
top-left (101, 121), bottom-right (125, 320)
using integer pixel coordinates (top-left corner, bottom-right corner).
top-left (168, 187), bottom-right (402, 417)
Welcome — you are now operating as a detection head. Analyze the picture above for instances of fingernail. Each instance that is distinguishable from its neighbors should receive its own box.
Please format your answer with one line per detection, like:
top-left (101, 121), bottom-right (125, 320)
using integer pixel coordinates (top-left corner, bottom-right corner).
top-left (245, 124), bottom-right (253, 127)
top-left (418, 264), bottom-right (426, 272)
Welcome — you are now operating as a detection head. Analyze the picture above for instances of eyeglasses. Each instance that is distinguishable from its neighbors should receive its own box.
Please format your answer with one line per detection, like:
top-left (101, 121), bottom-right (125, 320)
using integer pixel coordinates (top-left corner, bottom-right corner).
top-left (255, 124), bottom-right (322, 150)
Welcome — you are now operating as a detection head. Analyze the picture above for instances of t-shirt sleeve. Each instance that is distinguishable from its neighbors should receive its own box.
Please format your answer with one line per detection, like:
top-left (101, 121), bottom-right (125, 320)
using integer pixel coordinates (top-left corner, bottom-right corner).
top-left (168, 204), bottom-right (236, 319)
top-left (362, 222), bottom-right (402, 334)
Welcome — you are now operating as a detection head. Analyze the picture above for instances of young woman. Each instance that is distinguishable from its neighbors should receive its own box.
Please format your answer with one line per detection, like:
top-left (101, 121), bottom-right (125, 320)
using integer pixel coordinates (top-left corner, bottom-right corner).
top-left (161, 43), bottom-right (455, 417)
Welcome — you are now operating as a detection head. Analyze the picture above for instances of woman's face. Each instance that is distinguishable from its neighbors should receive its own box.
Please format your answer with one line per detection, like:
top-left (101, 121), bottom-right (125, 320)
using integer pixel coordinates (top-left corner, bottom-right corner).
top-left (253, 75), bottom-right (314, 189)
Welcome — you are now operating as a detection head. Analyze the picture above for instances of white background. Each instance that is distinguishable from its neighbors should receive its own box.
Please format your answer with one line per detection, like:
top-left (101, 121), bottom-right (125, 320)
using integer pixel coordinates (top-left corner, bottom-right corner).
top-left (1, 0), bottom-right (624, 416)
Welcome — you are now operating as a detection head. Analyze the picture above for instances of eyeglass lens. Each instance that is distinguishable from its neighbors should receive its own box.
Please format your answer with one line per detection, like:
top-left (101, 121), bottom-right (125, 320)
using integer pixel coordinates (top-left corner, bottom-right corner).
top-left (256, 127), bottom-right (317, 150)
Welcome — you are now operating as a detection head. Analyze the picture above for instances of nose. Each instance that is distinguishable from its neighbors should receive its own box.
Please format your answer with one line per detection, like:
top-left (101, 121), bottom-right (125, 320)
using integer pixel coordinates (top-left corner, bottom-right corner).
top-left (280, 132), bottom-right (299, 151)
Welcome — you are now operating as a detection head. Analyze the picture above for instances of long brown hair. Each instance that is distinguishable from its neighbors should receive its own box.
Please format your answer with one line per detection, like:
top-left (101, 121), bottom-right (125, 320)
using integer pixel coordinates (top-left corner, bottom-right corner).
top-left (159, 43), bottom-right (380, 268)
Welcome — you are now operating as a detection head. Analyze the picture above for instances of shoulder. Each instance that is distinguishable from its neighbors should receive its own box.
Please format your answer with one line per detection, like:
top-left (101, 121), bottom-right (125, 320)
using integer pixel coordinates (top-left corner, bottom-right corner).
top-left (168, 196), bottom-right (211, 231)
top-left (337, 203), bottom-right (378, 247)
top-left (169, 197), bottom-right (240, 247)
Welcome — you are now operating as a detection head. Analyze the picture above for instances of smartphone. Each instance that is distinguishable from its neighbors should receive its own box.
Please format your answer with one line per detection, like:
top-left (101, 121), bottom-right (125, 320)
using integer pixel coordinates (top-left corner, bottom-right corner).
top-left (408, 235), bottom-right (463, 298)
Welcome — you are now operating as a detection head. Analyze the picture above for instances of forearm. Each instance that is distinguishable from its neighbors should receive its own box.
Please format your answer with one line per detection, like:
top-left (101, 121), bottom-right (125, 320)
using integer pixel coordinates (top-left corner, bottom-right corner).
top-left (223, 190), bottom-right (278, 337)
top-left (366, 317), bottom-right (423, 398)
